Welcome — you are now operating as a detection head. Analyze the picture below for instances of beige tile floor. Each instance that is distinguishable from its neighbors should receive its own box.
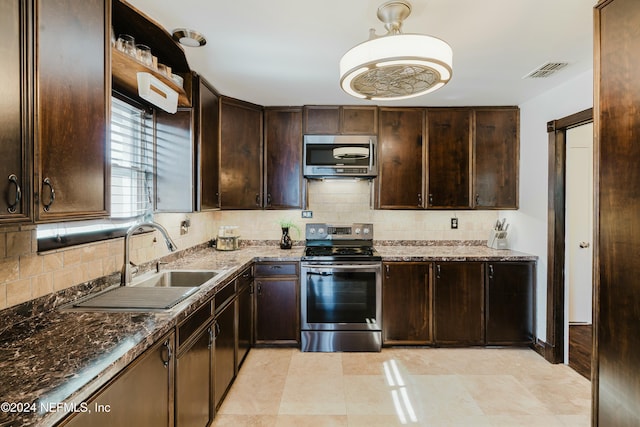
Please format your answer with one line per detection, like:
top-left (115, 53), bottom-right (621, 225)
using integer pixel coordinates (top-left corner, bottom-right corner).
top-left (213, 348), bottom-right (591, 426)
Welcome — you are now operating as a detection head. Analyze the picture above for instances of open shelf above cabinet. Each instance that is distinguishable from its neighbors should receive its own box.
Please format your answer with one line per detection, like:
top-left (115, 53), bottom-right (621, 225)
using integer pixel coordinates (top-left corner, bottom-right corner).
top-left (112, 48), bottom-right (191, 108)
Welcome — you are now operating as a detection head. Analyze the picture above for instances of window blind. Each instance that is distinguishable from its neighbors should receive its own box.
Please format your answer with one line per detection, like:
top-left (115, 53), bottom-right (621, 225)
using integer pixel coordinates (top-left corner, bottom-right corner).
top-left (110, 97), bottom-right (154, 219)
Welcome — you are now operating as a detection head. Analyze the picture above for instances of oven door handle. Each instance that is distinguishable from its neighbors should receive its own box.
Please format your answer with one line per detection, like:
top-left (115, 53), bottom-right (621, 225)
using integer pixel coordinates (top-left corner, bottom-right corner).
top-left (302, 264), bottom-right (381, 273)
top-left (306, 271), bottom-right (334, 276)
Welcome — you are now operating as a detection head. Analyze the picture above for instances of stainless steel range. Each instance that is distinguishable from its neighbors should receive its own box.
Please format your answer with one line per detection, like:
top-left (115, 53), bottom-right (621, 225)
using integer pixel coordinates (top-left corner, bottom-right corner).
top-left (300, 223), bottom-right (382, 352)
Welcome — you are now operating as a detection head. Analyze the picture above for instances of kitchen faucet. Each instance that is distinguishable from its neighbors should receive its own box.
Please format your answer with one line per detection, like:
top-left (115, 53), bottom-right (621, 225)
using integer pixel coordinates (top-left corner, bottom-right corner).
top-left (121, 222), bottom-right (177, 286)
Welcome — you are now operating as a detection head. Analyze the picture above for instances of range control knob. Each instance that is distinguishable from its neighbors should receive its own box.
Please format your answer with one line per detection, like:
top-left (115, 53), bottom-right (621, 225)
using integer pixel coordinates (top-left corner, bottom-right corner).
top-left (308, 227), bottom-right (316, 234)
top-left (363, 227), bottom-right (370, 235)
top-left (355, 228), bottom-right (361, 235)
top-left (318, 228), bottom-right (325, 235)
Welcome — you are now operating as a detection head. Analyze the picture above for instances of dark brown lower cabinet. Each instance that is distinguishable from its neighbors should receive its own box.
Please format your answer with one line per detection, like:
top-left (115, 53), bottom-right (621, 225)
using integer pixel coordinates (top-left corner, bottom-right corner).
top-left (485, 262), bottom-right (534, 345)
top-left (254, 262), bottom-right (299, 345)
top-left (382, 262), bottom-right (431, 345)
top-left (433, 262), bottom-right (484, 345)
top-left (213, 299), bottom-right (236, 410)
top-left (175, 325), bottom-right (213, 427)
top-left (60, 332), bottom-right (175, 427)
top-left (237, 278), bottom-right (253, 368)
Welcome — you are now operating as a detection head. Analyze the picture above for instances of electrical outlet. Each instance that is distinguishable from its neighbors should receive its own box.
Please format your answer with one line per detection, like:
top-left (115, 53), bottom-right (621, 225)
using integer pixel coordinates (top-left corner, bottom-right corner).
top-left (302, 210), bottom-right (313, 218)
top-left (451, 218), bottom-right (458, 229)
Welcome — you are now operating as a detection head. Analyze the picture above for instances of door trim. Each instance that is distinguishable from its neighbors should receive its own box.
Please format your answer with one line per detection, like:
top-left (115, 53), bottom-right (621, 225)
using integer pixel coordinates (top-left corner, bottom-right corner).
top-left (545, 108), bottom-right (592, 364)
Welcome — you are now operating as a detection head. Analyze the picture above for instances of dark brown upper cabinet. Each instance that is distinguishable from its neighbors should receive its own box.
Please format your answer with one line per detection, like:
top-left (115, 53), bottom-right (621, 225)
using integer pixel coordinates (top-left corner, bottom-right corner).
top-left (474, 108), bottom-right (519, 209)
top-left (303, 105), bottom-right (378, 135)
top-left (219, 97), bottom-right (263, 209)
top-left (195, 75), bottom-right (220, 211)
top-left (34, 0), bottom-right (110, 222)
top-left (264, 107), bottom-right (304, 209)
top-left (426, 108), bottom-right (472, 209)
top-left (0, 0), bottom-right (31, 223)
top-left (377, 108), bottom-right (425, 209)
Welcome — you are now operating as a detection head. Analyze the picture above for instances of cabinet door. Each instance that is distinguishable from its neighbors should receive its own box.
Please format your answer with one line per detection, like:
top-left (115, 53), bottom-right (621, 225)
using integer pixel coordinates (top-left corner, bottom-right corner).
top-left (264, 108), bottom-right (303, 209)
top-left (341, 106), bottom-right (378, 134)
top-left (0, 0), bottom-right (30, 223)
top-left (474, 108), bottom-right (519, 209)
top-left (486, 262), bottom-right (534, 345)
top-left (61, 334), bottom-right (174, 427)
top-left (197, 76), bottom-right (220, 211)
top-left (377, 108), bottom-right (425, 209)
top-left (382, 262), bottom-right (431, 345)
top-left (155, 108), bottom-right (194, 212)
top-left (176, 325), bottom-right (213, 427)
top-left (433, 262), bottom-right (484, 345)
top-left (214, 300), bottom-right (236, 410)
top-left (427, 109), bottom-right (472, 208)
top-left (219, 97), bottom-right (263, 209)
top-left (34, 0), bottom-right (109, 221)
top-left (237, 280), bottom-right (253, 368)
top-left (303, 106), bottom-right (340, 134)
top-left (255, 278), bottom-right (299, 344)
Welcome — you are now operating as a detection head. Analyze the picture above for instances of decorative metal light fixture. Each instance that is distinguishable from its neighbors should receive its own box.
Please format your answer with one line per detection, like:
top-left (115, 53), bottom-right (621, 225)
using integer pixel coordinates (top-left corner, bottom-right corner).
top-left (339, 0), bottom-right (453, 101)
top-left (172, 28), bottom-right (207, 47)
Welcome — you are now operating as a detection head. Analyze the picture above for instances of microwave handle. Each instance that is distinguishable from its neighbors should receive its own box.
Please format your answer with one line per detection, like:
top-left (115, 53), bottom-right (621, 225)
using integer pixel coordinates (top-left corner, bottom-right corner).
top-left (369, 138), bottom-right (374, 170)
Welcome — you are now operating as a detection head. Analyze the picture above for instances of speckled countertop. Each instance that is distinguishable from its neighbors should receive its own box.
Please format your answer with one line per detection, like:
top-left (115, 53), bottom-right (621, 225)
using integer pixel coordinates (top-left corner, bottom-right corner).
top-left (0, 243), bottom-right (534, 427)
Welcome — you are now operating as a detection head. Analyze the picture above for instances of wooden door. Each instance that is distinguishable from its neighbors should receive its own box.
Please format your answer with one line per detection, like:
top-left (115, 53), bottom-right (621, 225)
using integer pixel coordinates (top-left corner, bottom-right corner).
top-left (197, 76), bottom-right (220, 211)
top-left (61, 334), bottom-right (174, 427)
top-left (219, 97), bottom-right (263, 209)
top-left (382, 262), bottom-right (431, 345)
top-left (474, 108), bottom-right (519, 208)
top-left (433, 262), bottom-right (484, 345)
top-left (255, 278), bottom-right (299, 344)
top-left (214, 300), bottom-right (236, 410)
top-left (377, 108), bottom-right (425, 209)
top-left (485, 262), bottom-right (534, 345)
top-left (595, 0), bottom-right (640, 423)
top-left (34, 0), bottom-right (109, 221)
top-left (264, 108), bottom-right (303, 209)
top-left (0, 0), bottom-right (30, 223)
top-left (303, 106), bottom-right (340, 134)
top-left (427, 108), bottom-right (472, 208)
top-left (341, 106), bottom-right (378, 134)
top-left (176, 326), bottom-right (213, 427)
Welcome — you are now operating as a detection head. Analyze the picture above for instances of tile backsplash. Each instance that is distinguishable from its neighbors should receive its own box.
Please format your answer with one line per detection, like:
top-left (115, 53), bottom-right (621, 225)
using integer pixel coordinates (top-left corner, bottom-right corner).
top-left (0, 180), bottom-right (498, 310)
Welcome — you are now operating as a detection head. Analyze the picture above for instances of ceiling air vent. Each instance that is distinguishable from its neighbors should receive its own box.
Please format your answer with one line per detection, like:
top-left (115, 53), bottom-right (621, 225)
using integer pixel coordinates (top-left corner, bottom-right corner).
top-left (523, 62), bottom-right (569, 79)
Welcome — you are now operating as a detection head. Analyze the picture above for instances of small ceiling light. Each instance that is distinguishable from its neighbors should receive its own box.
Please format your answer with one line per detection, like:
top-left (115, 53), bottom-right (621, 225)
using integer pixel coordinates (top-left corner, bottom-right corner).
top-left (172, 28), bottom-right (207, 47)
top-left (339, 0), bottom-right (453, 101)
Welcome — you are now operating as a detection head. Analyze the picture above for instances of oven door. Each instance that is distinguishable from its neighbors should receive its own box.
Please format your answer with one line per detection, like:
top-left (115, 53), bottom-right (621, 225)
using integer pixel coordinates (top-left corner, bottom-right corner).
top-left (301, 262), bottom-right (381, 331)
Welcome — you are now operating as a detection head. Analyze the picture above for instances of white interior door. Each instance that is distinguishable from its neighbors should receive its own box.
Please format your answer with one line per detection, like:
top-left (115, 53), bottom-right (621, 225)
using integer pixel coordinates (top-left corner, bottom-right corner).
top-left (565, 122), bottom-right (594, 330)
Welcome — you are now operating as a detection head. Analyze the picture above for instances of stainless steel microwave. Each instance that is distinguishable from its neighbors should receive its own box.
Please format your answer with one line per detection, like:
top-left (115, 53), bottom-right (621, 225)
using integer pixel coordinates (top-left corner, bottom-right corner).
top-left (303, 135), bottom-right (377, 178)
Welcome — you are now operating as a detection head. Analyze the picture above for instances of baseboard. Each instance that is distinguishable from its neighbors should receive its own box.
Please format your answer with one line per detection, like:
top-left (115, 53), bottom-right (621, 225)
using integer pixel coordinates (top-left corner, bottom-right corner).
top-left (531, 338), bottom-right (548, 358)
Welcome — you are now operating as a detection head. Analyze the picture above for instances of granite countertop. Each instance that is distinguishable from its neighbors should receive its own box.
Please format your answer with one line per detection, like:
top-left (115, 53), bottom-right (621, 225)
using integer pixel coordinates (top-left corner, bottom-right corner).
top-left (0, 243), bottom-right (533, 427)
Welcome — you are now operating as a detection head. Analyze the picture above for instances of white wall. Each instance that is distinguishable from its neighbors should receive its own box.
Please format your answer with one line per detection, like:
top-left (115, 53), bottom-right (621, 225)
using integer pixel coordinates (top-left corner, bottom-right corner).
top-left (502, 69), bottom-right (593, 342)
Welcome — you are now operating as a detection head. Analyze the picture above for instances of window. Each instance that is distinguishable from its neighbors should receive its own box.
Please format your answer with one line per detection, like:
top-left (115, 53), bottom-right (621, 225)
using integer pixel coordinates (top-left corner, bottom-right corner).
top-left (37, 96), bottom-right (155, 250)
top-left (110, 97), bottom-right (154, 219)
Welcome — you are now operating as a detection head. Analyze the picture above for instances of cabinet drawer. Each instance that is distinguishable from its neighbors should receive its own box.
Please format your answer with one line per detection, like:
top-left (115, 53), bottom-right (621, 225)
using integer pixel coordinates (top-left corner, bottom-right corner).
top-left (236, 266), bottom-right (254, 289)
top-left (255, 262), bottom-right (298, 277)
top-left (215, 280), bottom-right (236, 312)
top-left (178, 300), bottom-right (213, 349)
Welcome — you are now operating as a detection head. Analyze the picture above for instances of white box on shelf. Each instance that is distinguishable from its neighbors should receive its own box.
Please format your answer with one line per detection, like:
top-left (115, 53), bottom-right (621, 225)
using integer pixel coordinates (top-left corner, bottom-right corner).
top-left (136, 72), bottom-right (178, 113)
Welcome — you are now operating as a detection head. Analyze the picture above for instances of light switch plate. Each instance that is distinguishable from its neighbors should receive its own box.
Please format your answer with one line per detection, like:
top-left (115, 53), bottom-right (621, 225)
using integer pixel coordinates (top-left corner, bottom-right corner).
top-left (451, 218), bottom-right (458, 229)
top-left (302, 210), bottom-right (313, 218)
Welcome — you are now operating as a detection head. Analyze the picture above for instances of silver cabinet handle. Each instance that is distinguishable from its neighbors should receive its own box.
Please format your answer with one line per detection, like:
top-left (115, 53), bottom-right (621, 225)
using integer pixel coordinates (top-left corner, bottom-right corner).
top-left (161, 340), bottom-right (172, 368)
top-left (42, 178), bottom-right (55, 212)
top-left (579, 242), bottom-right (590, 248)
top-left (7, 174), bottom-right (21, 213)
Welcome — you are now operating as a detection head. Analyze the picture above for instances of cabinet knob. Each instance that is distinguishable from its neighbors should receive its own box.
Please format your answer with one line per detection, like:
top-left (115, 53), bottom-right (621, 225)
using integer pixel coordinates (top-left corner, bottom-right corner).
top-left (255, 194), bottom-right (261, 206)
top-left (428, 193), bottom-right (433, 206)
top-left (7, 174), bottom-right (21, 213)
top-left (475, 194), bottom-right (480, 205)
top-left (267, 193), bottom-right (272, 207)
top-left (417, 193), bottom-right (422, 207)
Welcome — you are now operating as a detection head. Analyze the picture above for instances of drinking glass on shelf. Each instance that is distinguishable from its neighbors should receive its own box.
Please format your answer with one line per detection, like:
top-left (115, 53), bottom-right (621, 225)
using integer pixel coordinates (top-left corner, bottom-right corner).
top-left (116, 34), bottom-right (136, 57)
top-left (136, 44), bottom-right (152, 67)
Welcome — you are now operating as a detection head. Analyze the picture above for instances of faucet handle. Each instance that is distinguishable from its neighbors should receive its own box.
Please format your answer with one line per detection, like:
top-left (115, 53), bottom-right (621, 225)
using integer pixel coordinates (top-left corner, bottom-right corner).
top-left (156, 261), bottom-right (169, 273)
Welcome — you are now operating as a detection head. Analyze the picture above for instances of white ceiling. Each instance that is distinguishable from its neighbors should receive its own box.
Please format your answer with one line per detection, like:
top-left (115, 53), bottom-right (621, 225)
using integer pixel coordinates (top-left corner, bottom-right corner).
top-left (126, 0), bottom-right (596, 107)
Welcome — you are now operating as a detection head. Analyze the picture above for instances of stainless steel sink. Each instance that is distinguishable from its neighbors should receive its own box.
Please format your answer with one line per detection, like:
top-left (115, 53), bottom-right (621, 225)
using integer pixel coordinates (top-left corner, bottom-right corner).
top-left (132, 270), bottom-right (219, 288)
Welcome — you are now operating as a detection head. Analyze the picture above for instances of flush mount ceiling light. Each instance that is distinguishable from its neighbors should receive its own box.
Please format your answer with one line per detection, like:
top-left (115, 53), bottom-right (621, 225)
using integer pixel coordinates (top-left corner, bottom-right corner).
top-left (339, 0), bottom-right (453, 101)
top-left (172, 28), bottom-right (207, 47)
